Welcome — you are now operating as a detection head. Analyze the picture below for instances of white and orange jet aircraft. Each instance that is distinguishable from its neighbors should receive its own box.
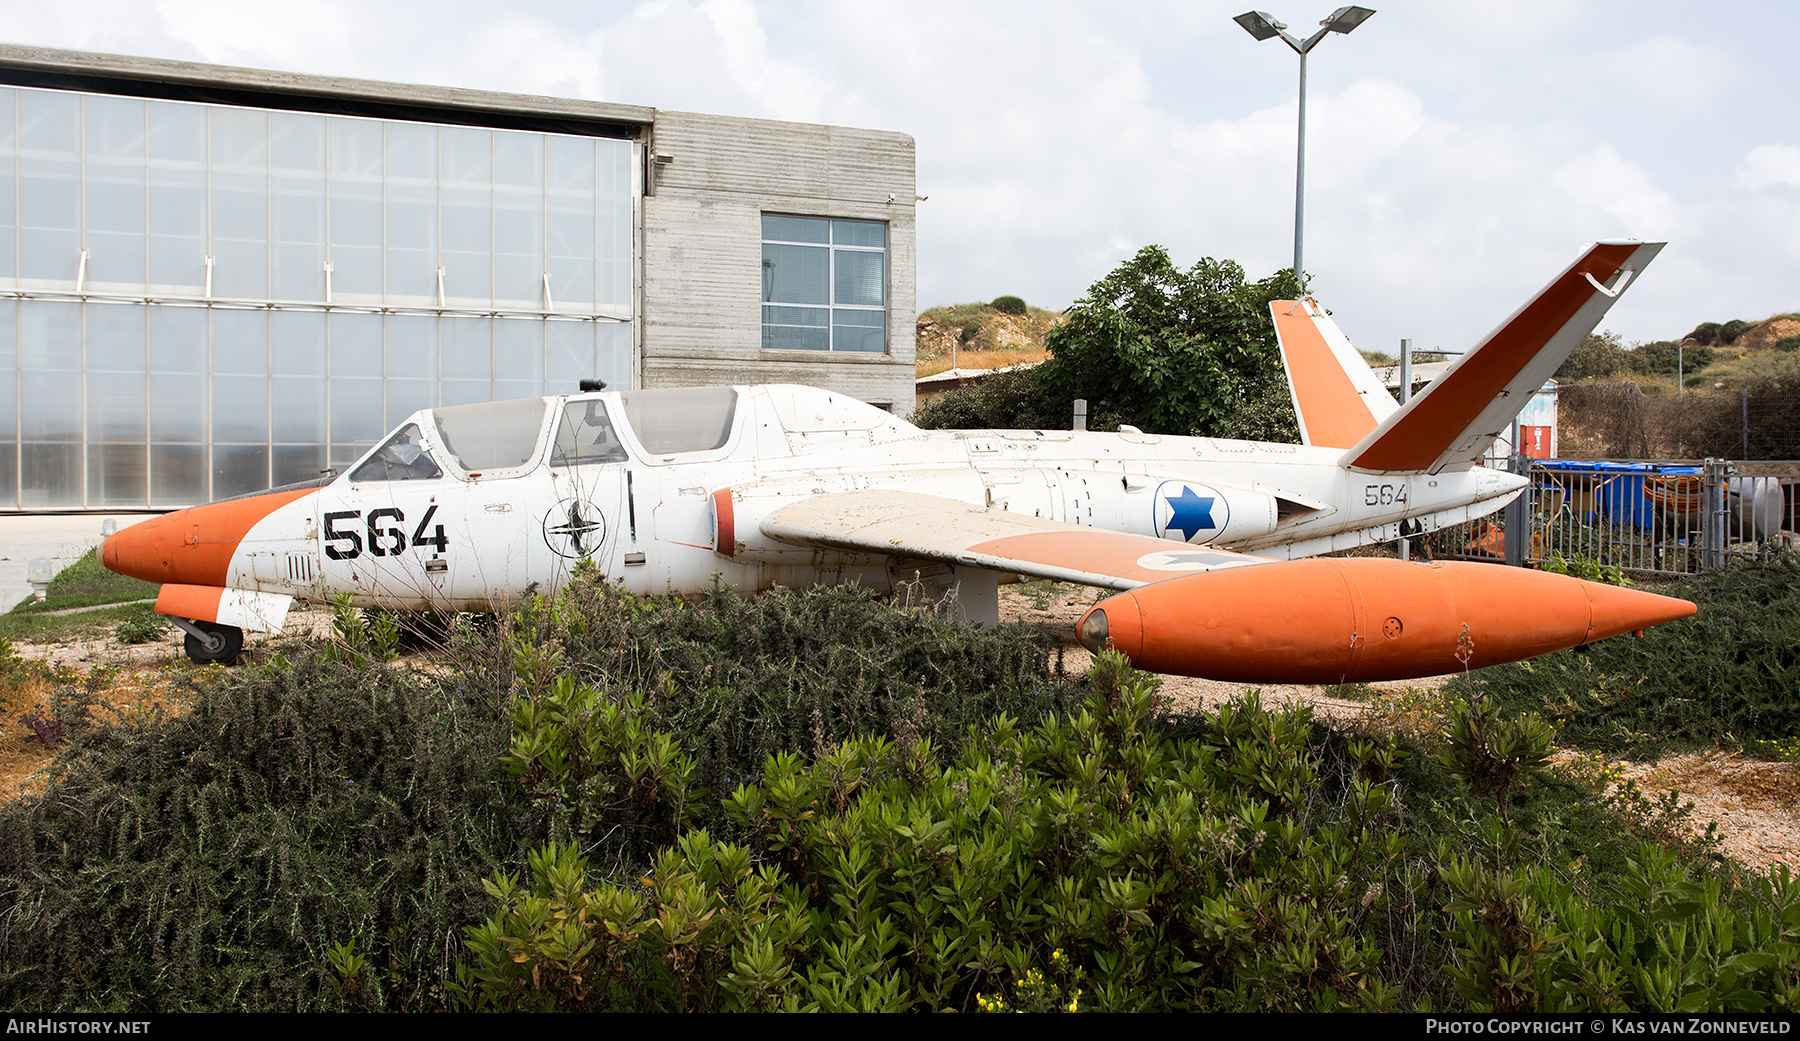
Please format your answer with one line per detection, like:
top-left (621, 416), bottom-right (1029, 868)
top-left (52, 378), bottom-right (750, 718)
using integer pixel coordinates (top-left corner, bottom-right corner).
top-left (103, 240), bottom-right (1695, 679)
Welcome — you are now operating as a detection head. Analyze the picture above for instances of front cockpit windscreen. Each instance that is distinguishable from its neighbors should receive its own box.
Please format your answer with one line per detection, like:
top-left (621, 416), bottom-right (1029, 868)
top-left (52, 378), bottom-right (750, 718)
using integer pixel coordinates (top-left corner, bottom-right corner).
top-left (431, 398), bottom-right (549, 472)
top-left (552, 399), bottom-right (629, 467)
top-left (616, 387), bottom-right (737, 455)
top-left (350, 424), bottom-right (443, 482)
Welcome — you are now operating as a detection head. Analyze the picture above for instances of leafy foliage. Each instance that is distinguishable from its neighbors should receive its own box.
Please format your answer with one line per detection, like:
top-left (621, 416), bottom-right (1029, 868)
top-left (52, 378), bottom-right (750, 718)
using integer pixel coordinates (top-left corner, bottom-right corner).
top-left (909, 364), bottom-right (1064, 431)
top-left (1478, 557), bottom-right (1800, 756)
top-left (111, 606), bottom-right (170, 644)
top-left (504, 570), bottom-right (1084, 828)
top-left (1556, 332), bottom-right (1715, 383)
top-left (990, 294), bottom-right (1027, 316)
top-left (0, 652), bottom-right (527, 1012)
top-left (457, 657), bottom-right (1409, 1012)
top-left (1034, 247), bottom-right (1304, 439)
top-left (7, 565), bottom-right (1800, 1012)
top-left (915, 247), bottom-right (1304, 439)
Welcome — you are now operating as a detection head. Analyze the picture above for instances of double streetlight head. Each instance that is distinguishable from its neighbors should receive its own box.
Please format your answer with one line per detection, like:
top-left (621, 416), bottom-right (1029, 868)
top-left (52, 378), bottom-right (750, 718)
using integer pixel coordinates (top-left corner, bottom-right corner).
top-left (1234, 6), bottom-right (1374, 53)
top-left (1232, 7), bottom-right (1375, 282)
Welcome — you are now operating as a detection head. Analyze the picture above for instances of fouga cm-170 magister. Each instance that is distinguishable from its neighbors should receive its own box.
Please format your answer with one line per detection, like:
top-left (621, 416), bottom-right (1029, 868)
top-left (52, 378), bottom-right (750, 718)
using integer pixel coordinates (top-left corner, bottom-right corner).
top-left (103, 239), bottom-right (1695, 680)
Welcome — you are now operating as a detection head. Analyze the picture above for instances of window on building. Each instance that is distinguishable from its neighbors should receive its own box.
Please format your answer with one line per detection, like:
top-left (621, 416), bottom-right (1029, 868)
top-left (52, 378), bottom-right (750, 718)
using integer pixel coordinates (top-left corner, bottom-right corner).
top-left (761, 215), bottom-right (886, 353)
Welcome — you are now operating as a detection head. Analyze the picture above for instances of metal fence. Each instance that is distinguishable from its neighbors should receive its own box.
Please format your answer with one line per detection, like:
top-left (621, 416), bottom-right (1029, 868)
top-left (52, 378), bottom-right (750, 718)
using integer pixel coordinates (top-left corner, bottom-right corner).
top-left (1420, 459), bottom-right (1800, 575)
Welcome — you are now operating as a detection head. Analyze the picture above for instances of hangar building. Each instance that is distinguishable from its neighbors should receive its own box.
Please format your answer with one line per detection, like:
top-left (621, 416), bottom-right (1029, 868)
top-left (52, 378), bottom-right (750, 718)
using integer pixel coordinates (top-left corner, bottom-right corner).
top-left (0, 44), bottom-right (917, 510)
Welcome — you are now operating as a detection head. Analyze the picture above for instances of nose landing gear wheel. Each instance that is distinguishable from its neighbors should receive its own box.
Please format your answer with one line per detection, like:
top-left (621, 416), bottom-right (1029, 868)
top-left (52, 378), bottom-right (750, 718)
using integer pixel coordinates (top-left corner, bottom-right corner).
top-left (181, 621), bottom-right (244, 665)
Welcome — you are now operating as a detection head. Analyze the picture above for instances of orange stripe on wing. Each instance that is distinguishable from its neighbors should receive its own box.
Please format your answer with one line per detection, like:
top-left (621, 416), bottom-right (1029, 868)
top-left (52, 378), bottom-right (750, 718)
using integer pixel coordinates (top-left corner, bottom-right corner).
top-left (966, 530), bottom-right (1253, 584)
top-left (1273, 301), bottom-right (1379, 449)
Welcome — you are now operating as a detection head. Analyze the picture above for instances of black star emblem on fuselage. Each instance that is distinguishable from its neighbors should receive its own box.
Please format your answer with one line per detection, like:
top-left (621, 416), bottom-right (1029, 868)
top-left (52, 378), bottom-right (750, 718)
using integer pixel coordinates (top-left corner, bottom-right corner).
top-left (543, 499), bottom-right (606, 558)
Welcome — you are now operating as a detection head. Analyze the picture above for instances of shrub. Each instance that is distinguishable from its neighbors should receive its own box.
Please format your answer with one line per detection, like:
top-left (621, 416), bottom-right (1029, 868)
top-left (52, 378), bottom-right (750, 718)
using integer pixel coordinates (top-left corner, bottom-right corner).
top-left (1478, 556), bottom-right (1800, 756)
top-left (502, 571), bottom-right (1085, 826)
top-left (1721, 319), bottom-right (1753, 345)
top-left (990, 295), bottom-right (1027, 315)
top-left (111, 606), bottom-right (169, 644)
top-left (1687, 322), bottom-right (1723, 347)
top-left (455, 657), bottom-right (1408, 1012)
top-left (0, 652), bottom-right (527, 1011)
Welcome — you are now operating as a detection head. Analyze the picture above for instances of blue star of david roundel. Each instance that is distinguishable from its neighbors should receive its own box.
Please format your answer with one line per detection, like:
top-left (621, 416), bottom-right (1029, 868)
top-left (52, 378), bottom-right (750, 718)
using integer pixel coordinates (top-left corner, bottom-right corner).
top-left (1153, 481), bottom-right (1230, 544)
top-left (542, 498), bottom-right (607, 559)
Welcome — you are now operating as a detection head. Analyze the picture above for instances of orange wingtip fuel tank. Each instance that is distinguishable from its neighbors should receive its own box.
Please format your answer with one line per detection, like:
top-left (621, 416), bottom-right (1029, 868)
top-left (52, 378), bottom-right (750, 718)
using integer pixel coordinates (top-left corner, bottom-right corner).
top-left (1077, 558), bottom-right (1696, 683)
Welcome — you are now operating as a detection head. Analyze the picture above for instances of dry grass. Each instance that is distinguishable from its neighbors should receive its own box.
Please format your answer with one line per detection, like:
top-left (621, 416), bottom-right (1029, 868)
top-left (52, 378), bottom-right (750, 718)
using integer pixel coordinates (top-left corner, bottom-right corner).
top-left (0, 659), bottom-right (207, 801)
top-left (916, 346), bottom-right (1050, 379)
top-left (0, 672), bottom-right (60, 799)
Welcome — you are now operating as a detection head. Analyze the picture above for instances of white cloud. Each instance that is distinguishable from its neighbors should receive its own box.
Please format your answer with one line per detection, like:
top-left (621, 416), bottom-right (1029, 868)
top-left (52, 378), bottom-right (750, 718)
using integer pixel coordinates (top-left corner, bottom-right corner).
top-left (0, 0), bottom-right (1790, 349)
top-left (1547, 144), bottom-right (1679, 237)
top-left (1736, 144), bottom-right (1800, 190)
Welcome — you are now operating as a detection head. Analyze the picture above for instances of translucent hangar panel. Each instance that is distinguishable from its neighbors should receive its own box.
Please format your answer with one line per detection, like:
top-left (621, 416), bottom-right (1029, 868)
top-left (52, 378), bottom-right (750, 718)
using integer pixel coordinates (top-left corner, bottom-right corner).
top-left (0, 86), bottom-right (636, 311)
top-left (0, 82), bottom-right (642, 509)
top-left (0, 300), bottom-right (633, 509)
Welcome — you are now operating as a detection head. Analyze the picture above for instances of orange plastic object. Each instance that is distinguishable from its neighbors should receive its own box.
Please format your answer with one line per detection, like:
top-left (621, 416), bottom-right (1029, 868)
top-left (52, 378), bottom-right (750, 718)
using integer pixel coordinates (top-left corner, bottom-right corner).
top-left (101, 486), bottom-right (316, 587)
top-left (1078, 557), bottom-right (1696, 683)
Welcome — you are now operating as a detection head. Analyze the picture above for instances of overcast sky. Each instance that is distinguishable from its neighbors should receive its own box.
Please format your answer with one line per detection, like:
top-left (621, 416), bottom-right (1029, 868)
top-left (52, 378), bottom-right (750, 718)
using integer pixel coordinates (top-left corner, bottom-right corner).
top-left (6, 0), bottom-right (1796, 354)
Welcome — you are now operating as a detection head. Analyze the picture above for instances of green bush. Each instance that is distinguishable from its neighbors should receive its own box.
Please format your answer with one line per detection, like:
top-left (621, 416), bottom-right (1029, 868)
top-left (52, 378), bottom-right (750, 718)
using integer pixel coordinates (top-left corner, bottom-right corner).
top-left (11, 565), bottom-right (1800, 1012)
top-left (1776, 336), bottom-right (1800, 353)
top-left (1722, 319), bottom-right (1753, 345)
top-left (1479, 556), bottom-right (1800, 756)
top-left (990, 295), bottom-right (1027, 315)
top-left (455, 655), bottom-right (1407, 1012)
top-left (502, 571), bottom-right (1084, 825)
top-left (911, 364), bottom-right (1068, 430)
top-left (1687, 322), bottom-right (1723, 347)
top-left (0, 652), bottom-right (528, 1011)
top-left (915, 247), bottom-right (1302, 440)
top-left (110, 606), bottom-right (169, 644)
top-left (1444, 846), bottom-right (1800, 1012)
top-left (455, 650), bottom-right (1800, 1013)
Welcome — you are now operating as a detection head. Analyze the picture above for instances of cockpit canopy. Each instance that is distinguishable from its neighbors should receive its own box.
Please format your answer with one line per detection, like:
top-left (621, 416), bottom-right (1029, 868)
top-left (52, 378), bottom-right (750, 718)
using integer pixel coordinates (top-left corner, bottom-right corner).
top-left (346, 383), bottom-right (914, 484)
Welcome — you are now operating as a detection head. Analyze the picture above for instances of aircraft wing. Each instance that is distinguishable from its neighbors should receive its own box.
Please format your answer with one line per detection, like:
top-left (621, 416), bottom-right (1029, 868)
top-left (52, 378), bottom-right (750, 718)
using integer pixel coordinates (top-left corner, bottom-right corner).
top-left (758, 489), bottom-right (1271, 590)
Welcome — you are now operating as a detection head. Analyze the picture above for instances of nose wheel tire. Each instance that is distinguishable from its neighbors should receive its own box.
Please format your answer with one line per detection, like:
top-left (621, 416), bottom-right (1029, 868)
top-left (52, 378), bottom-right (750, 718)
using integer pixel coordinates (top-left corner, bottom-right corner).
top-left (182, 621), bottom-right (244, 665)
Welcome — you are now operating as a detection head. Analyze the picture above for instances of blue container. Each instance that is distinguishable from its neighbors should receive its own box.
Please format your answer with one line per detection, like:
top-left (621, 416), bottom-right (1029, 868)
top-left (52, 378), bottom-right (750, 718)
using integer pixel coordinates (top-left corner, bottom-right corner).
top-left (1533, 461), bottom-right (1701, 530)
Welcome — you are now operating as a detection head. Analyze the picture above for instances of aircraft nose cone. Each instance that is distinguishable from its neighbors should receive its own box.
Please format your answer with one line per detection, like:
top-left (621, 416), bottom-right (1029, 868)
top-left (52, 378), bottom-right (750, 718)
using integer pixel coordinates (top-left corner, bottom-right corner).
top-left (101, 511), bottom-right (180, 584)
top-left (1581, 580), bottom-right (1697, 643)
top-left (99, 484), bottom-right (321, 587)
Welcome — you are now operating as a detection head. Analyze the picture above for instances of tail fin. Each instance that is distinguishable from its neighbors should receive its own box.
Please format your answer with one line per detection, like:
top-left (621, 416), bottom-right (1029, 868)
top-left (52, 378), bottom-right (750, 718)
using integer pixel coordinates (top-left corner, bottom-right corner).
top-left (1271, 297), bottom-right (1399, 449)
top-left (1341, 239), bottom-right (1664, 475)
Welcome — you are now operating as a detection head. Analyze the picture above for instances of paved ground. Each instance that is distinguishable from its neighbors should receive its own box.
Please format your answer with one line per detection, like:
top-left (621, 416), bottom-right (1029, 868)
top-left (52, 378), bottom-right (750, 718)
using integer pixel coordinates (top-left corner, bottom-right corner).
top-left (0, 513), bottom-right (158, 612)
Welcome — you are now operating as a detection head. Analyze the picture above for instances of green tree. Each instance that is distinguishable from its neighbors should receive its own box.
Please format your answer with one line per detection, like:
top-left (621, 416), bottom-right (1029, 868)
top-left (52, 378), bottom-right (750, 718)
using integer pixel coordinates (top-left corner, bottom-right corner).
top-left (1033, 246), bottom-right (1304, 438)
top-left (913, 247), bottom-right (1304, 437)
top-left (1555, 331), bottom-right (1627, 381)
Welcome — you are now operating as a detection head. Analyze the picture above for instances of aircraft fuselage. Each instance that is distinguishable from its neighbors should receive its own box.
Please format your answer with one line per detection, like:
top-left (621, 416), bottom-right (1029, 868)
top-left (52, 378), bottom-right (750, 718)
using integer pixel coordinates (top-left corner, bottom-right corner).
top-left (104, 384), bottom-right (1525, 621)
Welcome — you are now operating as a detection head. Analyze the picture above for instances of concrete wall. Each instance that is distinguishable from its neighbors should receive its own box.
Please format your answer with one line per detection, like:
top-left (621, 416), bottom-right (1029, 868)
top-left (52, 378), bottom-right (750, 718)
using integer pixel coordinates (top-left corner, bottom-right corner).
top-left (641, 110), bottom-right (916, 411)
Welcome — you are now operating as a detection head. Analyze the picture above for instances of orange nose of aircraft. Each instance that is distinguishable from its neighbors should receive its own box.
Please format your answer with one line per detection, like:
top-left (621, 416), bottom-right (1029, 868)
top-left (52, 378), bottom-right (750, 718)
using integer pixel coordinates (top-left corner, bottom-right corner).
top-left (1078, 557), bottom-right (1696, 683)
top-left (101, 486), bottom-right (318, 587)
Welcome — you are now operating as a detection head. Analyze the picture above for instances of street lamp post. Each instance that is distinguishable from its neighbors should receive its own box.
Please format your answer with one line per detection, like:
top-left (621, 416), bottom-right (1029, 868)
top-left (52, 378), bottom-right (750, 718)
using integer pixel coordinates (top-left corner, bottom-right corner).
top-left (1233, 6), bottom-right (1375, 282)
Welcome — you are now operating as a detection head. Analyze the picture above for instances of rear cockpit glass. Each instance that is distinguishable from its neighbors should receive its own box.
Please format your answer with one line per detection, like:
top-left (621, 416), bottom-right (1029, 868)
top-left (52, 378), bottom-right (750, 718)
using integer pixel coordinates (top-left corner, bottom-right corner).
top-left (552, 400), bottom-right (629, 467)
top-left (350, 424), bottom-right (443, 483)
top-left (616, 387), bottom-right (737, 455)
top-left (431, 398), bottom-right (549, 472)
